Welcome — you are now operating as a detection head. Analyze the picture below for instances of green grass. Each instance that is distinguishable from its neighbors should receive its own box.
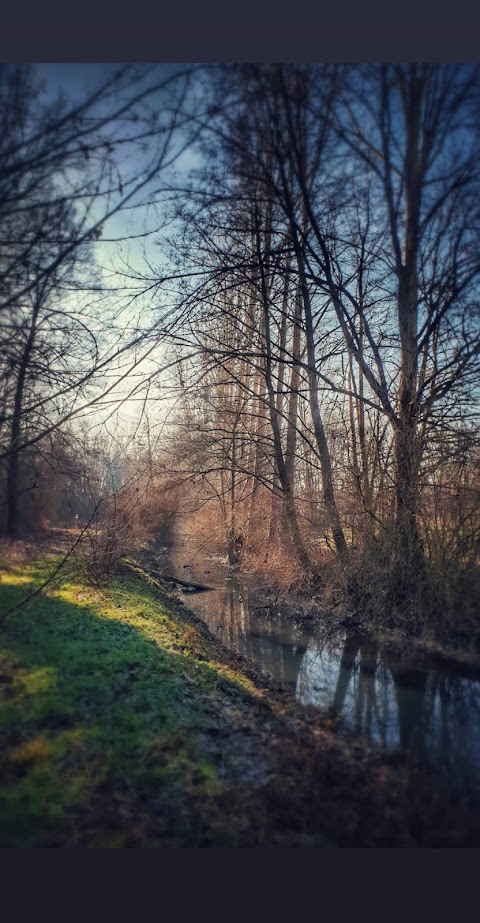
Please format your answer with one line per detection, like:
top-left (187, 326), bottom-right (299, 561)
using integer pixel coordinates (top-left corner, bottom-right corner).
top-left (0, 558), bottom-right (264, 847)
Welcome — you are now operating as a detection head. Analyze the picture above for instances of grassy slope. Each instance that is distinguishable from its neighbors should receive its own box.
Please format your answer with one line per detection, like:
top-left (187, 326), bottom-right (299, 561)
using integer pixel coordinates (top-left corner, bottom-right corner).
top-left (1, 556), bottom-right (480, 847)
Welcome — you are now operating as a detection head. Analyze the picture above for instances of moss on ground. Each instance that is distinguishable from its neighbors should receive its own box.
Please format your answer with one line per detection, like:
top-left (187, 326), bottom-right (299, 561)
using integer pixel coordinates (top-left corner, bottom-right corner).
top-left (0, 558), bottom-right (267, 846)
top-left (1, 555), bottom-right (479, 847)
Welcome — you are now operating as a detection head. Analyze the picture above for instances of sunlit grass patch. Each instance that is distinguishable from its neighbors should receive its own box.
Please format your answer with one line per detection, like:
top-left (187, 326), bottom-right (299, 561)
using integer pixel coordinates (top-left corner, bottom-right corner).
top-left (0, 558), bottom-right (269, 846)
top-left (20, 666), bottom-right (58, 696)
top-left (0, 573), bottom-right (34, 587)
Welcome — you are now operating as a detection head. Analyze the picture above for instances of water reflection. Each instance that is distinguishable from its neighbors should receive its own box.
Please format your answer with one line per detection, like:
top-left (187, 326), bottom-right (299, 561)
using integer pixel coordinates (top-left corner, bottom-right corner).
top-left (178, 575), bottom-right (313, 692)
top-left (163, 547), bottom-right (480, 805)
top-left (300, 629), bottom-right (480, 804)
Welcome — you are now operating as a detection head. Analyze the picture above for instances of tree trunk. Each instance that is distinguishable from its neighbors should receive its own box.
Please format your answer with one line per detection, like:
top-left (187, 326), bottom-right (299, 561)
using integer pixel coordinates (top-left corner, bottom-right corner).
top-left (254, 207), bottom-right (313, 572)
top-left (227, 427), bottom-right (238, 564)
top-left (268, 260), bottom-right (290, 544)
top-left (284, 284), bottom-right (302, 494)
top-left (392, 66), bottom-right (426, 583)
top-left (294, 242), bottom-right (349, 562)
top-left (6, 304), bottom-right (39, 538)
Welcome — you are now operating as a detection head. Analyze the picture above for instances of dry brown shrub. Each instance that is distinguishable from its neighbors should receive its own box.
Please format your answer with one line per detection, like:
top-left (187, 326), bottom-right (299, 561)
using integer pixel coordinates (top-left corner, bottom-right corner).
top-left (173, 500), bottom-right (225, 556)
top-left (74, 476), bottom-right (183, 585)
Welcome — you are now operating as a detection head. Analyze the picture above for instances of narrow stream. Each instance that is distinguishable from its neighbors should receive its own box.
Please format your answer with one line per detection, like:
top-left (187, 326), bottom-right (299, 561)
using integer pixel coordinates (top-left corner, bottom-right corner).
top-left (156, 542), bottom-right (480, 806)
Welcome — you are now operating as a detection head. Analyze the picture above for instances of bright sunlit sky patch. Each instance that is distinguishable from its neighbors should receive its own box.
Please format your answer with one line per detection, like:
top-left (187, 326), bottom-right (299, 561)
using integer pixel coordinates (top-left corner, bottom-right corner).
top-left (31, 64), bottom-right (206, 449)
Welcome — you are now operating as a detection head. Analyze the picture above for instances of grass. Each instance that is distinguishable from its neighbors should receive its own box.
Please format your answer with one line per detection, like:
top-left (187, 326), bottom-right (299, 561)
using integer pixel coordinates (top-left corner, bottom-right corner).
top-left (0, 557), bottom-right (267, 847)
top-left (1, 554), bottom-right (480, 847)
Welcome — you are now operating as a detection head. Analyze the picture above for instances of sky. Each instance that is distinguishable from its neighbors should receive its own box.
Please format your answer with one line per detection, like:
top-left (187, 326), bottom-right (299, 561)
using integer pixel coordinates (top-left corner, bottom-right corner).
top-left (34, 62), bottom-right (203, 304)
top-left (30, 64), bottom-right (206, 446)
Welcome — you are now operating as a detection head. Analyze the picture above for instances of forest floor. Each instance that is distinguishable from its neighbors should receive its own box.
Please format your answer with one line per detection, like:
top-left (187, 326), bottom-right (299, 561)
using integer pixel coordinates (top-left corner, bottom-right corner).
top-left (1, 547), bottom-right (480, 846)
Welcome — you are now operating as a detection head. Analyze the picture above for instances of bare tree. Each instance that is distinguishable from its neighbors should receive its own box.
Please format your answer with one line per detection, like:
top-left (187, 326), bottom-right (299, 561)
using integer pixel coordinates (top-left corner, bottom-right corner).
top-left (0, 63), bottom-right (203, 538)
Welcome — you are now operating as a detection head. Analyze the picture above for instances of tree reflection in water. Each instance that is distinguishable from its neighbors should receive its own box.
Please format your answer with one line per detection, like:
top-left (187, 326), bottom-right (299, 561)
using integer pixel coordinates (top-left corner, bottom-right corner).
top-left (323, 629), bottom-right (480, 803)
top-left (203, 578), bottom-right (313, 690)
top-left (162, 547), bottom-right (480, 805)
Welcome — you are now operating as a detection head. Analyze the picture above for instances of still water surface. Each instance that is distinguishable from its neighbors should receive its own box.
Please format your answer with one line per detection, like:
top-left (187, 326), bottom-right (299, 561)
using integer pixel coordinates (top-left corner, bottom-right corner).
top-left (162, 545), bottom-right (480, 805)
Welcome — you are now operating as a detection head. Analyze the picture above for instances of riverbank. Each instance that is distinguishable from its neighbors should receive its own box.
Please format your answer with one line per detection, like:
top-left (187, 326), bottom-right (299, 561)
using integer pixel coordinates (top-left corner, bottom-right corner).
top-left (1, 552), bottom-right (480, 846)
top-left (244, 580), bottom-right (480, 670)
top-left (143, 535), bottom-right (480, 671)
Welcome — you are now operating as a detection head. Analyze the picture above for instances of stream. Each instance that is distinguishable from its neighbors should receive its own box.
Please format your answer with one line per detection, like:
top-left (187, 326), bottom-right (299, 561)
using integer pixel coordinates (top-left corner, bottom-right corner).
top-left (154, 541), bottom-right (480, 807)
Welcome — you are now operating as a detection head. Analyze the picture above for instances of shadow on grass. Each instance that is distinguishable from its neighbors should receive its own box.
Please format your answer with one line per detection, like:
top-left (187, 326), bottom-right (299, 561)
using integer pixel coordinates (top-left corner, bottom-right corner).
top-left (0, 569), bottom-right (261, 847)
